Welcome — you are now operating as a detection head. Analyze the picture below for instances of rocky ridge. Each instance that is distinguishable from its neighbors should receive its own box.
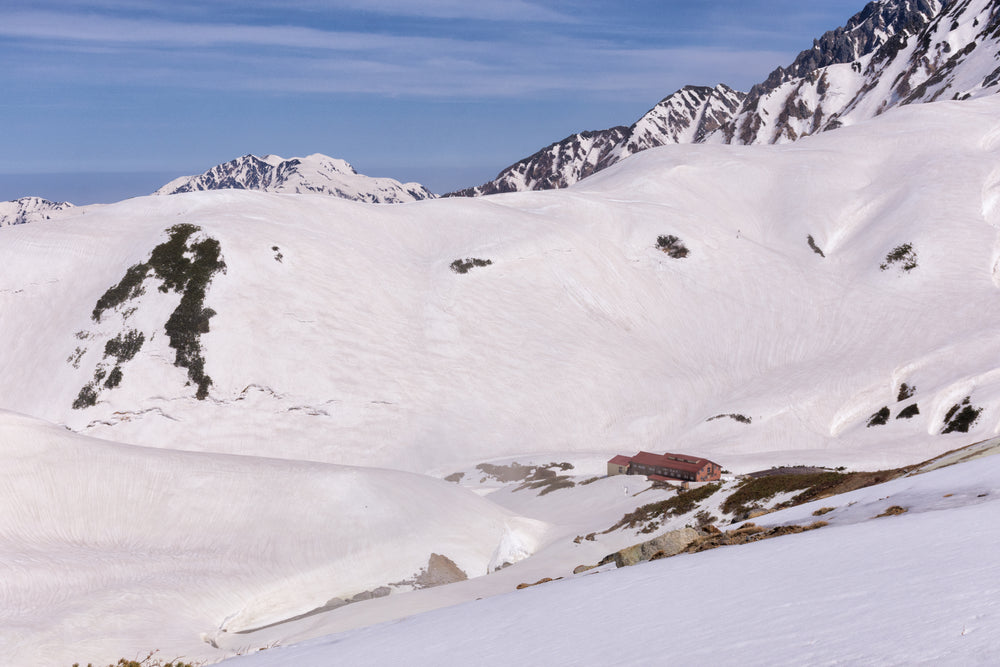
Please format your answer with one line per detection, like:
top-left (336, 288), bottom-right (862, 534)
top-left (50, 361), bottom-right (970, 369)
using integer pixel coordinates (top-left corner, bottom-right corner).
top-left (156, 153), bottom-right (435, 204)
top-left (451, 0), bottom-right (1000, 196)
top-left (0, 196), bottom-right (74, 228)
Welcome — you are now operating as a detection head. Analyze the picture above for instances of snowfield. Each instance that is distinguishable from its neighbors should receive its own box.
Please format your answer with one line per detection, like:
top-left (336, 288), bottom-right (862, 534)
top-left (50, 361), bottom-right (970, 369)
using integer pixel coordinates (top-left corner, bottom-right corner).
top-left (3, 95), bottom-right (1000, 664)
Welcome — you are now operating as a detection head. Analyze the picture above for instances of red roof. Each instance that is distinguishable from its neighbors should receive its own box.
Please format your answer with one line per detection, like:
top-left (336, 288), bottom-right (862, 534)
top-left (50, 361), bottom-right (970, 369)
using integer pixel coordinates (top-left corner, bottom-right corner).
top-left (630, 451), bottom-right (715, 473)
top-left (608, 455), bottom-right (632, 466)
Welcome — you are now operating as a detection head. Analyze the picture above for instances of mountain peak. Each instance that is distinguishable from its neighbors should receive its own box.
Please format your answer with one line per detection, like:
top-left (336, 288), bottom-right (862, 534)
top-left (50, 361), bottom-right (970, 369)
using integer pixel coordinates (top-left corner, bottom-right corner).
top-left (156, 153), bottom-right (434, 203)
top-left (0, 196), bottom-right (75, 227)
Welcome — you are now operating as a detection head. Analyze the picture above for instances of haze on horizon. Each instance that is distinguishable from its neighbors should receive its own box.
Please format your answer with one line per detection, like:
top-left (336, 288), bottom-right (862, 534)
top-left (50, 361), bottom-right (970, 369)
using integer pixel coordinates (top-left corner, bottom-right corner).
top-left (1, 0), bottom-right (866, 204)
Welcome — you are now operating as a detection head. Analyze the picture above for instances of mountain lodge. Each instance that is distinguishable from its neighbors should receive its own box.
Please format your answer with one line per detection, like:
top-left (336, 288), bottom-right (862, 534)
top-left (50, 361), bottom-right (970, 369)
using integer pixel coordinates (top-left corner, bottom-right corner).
top-left (607, 451), bottom-right (721, 482)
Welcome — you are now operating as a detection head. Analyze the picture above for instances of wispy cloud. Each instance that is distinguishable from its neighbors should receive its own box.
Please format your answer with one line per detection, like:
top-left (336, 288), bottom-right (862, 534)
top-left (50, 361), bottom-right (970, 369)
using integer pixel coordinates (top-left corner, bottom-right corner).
top-left (2, 10), bottom-right (789, 101)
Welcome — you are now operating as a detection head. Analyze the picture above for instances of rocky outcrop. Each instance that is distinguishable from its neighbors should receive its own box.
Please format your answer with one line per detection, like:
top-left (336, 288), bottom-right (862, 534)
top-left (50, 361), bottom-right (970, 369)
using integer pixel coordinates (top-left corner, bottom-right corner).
top-left (597, 526), bottom-right (703, 568)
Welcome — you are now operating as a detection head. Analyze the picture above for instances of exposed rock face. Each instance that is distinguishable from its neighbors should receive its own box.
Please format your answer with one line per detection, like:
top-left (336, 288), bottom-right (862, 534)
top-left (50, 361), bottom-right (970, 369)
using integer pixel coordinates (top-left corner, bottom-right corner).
top-left (723, 0), bottom-right (999, 145)
top-left (451, 0), bottom-right (1000, 196)
top-left (447, 127), bottom-right (629, 197)
top-left (392, 553), bottom-right (468, 589)
top-left (0, 197), bottom-right (74, 227)
top-left (597, 526), bottom-right (702, 568)
top-left (156, 153), bottom-right (435, 204)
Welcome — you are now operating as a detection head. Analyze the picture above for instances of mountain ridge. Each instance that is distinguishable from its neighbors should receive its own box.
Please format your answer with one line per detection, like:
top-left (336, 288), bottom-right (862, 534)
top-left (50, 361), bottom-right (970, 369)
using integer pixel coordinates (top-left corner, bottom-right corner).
top-left (449, 0), bottom-right (1000, 196)
top-left (156, 153), bottom-right (436, 203)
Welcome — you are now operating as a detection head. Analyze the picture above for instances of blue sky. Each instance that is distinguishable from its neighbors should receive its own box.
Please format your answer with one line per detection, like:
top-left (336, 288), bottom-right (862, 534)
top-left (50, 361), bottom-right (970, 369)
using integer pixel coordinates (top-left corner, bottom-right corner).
top-left (1, 0), bottom-right (866, 202)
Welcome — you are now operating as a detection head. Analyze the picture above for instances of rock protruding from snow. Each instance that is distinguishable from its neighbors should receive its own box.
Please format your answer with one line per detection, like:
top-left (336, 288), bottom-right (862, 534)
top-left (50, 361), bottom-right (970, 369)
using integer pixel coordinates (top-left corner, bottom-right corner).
top-left (156, 153), bottom-right (436, 204)
top-left (0, 196), bottom-right (74, 227)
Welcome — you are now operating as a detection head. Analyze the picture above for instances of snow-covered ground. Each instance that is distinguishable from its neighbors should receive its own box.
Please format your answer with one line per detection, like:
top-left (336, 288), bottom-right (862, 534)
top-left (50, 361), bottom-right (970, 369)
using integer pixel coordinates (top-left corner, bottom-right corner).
top-left (227, 450), bottom-right (1000, 667)
top-left (4, 96), bottom-right (1000, 665)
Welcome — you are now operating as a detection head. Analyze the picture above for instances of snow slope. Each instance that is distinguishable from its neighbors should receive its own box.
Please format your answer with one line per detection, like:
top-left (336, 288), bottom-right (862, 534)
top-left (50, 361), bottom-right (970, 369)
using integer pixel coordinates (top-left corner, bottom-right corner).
top-left (4, 97), bottom-right (1000, 473)
top-left (0, 409), bottom-right (543, 666)
top-left (227, 450), bottom-right (1000, 667)
top-left (156, 153), bottom-right (435, 203)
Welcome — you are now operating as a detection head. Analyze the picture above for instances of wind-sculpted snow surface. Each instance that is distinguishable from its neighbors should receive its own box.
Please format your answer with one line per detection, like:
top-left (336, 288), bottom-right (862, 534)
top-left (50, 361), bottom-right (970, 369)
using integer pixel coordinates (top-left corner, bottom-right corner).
top-left (5, 99), bottom-right (1000, 472)
top-left (0, 410), bottom-right (543, 666)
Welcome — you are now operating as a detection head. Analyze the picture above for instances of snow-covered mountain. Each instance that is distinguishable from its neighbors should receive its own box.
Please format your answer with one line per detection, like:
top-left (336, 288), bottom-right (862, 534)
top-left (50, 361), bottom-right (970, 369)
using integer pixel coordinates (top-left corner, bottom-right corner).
top-left (452, 0), bottom-right (999, 195)
top-left (725, 0), bottom-right (998, 144)
top-left (156, 153), bottom-right (436, 203)
top-left (449, 84), bottom-right (743, 196)
top-left (5, 92), bottom-right (1000, 665)
top-left (0, 196), bottom-right (74, 227)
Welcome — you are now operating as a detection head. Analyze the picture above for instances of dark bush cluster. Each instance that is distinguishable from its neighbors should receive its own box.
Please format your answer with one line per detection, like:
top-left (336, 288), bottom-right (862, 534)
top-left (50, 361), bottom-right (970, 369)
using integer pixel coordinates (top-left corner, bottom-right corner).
top-left (941, 396), bottom-right (982, 434)
top-left (72, 383), bottom-right (98, 410)
top-left (896, 403), bottom-right (920, 420)
top-left (656, 234), bottom-right (689, 258)
top-left (707, 413), bottom-right (752, 424)
top-left (92, 264), bottom-right (149, 322)
top-left (866, 406), bottom-right (891, 427)
top-left (76, 224), bottom-right (226, 408)
top-left (450, 257), bottom-right (492, 274)
top-left (721, 472), bottom-right (846, 517)
top-left (104, 329), bottom-right (145, 363)
top-left (897, 382), bottom-right (916, 401)
top-left (605, 483), bottom-right (720, 533)
top-left (880, 242), bottom-right (917, 271)
top-left (807, 234), bottom-right (825, 257)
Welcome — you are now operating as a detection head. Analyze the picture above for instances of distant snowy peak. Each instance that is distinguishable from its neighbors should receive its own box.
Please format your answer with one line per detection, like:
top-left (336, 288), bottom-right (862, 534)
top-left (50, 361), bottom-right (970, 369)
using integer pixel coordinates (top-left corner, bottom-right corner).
top-left (447, 84), bottom-right (743, 197)
top-left (0, 196), bottom-right (74, 228)
top-left (447, 127), bottom-right (629, 197)
top-left (723, 0), bottom-right (997, 144)
top-left (156, 153), bottom-right (435, 204)
top-left (601, 84), bottom-right (745, 166)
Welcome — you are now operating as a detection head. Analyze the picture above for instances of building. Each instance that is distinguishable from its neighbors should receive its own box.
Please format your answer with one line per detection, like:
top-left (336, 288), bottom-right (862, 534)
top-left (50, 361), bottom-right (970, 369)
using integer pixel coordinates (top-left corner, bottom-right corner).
top-left (606, 451), bottom-right (721, 482)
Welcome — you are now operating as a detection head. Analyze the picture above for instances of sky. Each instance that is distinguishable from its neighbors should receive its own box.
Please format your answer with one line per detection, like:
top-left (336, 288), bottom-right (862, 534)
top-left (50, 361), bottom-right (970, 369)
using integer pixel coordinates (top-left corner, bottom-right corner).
top-left (0, 0), bottom-right (869, 203)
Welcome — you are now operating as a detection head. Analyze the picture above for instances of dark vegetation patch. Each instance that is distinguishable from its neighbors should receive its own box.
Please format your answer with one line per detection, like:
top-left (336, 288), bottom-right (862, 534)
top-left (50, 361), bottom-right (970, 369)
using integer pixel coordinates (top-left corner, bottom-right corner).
top-left (476, 461), bottom-right (573, 484)
top-left (67, 346), bottom-right (86, 368)
top-left (450, 257), bottom-right (492, 274)
top-left (896, 403), bottom-right (920, 420)
top-left (707, 413), bottom-right (752, 424)
top-left (941, 396), bottom-right (982, 434)
top-left (444, 472), bottom-right (464, 483)
top-left (604, 483), bottom-right (720, 534)
top-left (897, 382), bottom-right (916, 402)
top-left (807, 234), bottom-right (825, 257)
top-left (722, 470), bottom-right (901, 519)
top-left (578, 476), bottom-right (601, 486)
top-left (681, 521), bottom-right (828, 555)
top-left (867, 406), bottom-right (891, 427)
top-left (876, 505), bottom-right (907, 518)
top-left (656, 234), bottom-right (689, 258)
top-left (92, 263), bottom-right (149, 322)
top-left (880, 242), bottom-right (917, 271)
top-left (104, 329), bottom-right (145, 363)
top-left (513, 466), bottom-right (577, 496)
top-left (75, 224), bottom-right (225, 408)
top-left (72, 652), bottom-right (197, 667)
top-left (72, 383), bottom-right (98, 410)
top-left (272, 245), bottom-right (283, 262)
top-left (103, 366), bottom-right (123, 389)
top-left (812, 507), bottom-right (835, 516)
